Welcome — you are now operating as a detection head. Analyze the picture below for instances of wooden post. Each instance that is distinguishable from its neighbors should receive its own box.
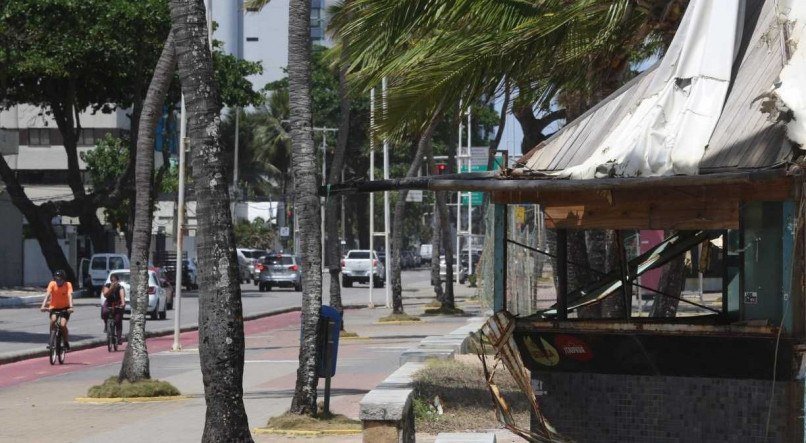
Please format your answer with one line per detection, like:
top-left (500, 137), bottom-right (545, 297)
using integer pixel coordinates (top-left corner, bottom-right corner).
top-left (557, 229), bottom-right (568, 320)
top-left (494, 204), bottom-right (507, 312)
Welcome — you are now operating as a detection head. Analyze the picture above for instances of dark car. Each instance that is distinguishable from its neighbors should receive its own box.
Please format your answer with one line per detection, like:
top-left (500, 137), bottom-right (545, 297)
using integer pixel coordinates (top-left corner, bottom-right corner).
top-left (258, 254), bottom-right (302, 292)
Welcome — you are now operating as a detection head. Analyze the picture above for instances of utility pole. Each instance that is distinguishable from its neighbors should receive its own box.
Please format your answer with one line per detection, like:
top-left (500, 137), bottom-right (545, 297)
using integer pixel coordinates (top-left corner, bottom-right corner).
top-left (368, 87), bottom-right (376, 308)
top-left (466, 106), bottom-right (473, 276)
top-left (382, 78), bottom-right (391, 308)
top-left (172, 96), bottom-right (188, 352)
top-left (314, 126), bottom-right (338, 273)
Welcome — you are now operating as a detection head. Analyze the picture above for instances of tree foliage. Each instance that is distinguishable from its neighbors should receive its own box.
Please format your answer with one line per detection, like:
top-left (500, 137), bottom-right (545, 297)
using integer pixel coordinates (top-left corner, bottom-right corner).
top-left (233, 218), bottom-right (276, 250)
top-left (81, 135), bottom-right (130, 231)
top-left (330, 0), bottom-right (686, 134)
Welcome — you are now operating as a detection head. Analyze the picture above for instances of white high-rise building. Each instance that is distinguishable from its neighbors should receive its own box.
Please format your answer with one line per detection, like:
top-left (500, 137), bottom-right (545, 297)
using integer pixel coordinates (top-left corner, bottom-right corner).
top-left (211, 0), bottom-right (335, 90)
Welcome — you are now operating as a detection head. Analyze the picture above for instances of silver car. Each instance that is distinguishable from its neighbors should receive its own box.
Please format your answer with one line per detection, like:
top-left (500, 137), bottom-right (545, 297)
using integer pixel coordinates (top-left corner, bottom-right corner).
top-left (258, 254), bottom-right (302, 292)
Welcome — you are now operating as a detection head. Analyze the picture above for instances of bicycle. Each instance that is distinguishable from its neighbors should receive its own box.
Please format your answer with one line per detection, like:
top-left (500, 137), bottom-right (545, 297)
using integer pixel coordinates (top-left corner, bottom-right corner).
top-left (48, 310), bottom-right (70, 365)
top-left (106, 307), bottom-right (123, 352)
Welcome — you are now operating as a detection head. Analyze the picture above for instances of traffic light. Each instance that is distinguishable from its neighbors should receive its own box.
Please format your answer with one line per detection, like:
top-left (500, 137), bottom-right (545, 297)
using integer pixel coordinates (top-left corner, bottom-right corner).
top-left (435, 163), bottom-right (448, 175)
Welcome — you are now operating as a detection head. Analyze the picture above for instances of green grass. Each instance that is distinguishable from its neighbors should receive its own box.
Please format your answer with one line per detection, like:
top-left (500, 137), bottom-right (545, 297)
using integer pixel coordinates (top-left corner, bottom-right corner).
top-left (340, 331), bottom-right (360, 339)
top-left (423, 306), bottom-right (466, 316)
top-left (87, 377), bottom-right (180, 398)
top-left (378, 313), bottom-right (421, 322)
top-left (266, 411), bottom-right (361, 431)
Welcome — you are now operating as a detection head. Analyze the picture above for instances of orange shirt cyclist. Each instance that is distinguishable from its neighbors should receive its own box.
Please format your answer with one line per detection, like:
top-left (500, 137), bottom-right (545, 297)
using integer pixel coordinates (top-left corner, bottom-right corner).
top-left (40, 270), bottom-right (74, 350)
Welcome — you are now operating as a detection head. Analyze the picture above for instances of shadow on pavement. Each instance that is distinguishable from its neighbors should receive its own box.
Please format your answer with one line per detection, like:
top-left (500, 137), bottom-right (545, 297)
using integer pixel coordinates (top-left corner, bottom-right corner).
top-left (0, 331), bottom-right (96, 344)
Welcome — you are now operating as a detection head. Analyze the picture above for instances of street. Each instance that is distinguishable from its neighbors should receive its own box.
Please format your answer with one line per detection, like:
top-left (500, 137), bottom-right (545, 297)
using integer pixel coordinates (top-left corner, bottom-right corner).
top-left (0, 269), bottom-right (438, 359)
top-left (0, 274), bottom-right (483, 442)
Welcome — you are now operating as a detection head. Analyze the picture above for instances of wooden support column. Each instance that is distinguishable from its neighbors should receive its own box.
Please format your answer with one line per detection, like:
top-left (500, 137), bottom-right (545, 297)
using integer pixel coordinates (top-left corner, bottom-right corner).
top-left (493, 204), bottom-right (507, 312)
top-left (556, 229), bottom-right (568, 320)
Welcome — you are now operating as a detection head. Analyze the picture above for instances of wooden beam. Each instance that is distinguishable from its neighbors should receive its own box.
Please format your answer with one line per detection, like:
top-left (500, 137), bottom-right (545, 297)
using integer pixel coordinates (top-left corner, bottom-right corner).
top-left (543, 199), bottom-right (740, 230)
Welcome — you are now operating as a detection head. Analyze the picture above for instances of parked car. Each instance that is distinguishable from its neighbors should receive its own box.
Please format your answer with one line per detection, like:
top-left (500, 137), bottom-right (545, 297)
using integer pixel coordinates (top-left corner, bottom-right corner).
top-left (257, 254), bottom-right (302, 292)
top-left (376, 251), bottom-right (386, 267)
top-left (161, 258), bottom-right (198, 291)
top-left (401, 251), bottom-right (414, 269)
top-left (420, 244), bottom-right (433, 265)
top-left (100, 269), bottom-right (168, 320)
top-left (341, 250), bottom-right (385, 288)
top-left (89, 253), bottom-right (130, 295)
top-left (150, 266), bottom-right (174, 310)
top-left (236, 248), bottom-right (263, 283)
top-left (439, 256), bottom-right (467, 284)
top-left (411, 250), bottom-right (423, 268)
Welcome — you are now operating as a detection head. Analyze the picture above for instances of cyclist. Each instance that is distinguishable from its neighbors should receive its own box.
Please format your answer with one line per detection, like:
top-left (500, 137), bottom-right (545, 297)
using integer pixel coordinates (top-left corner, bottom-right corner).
top-left (101, 273), bottom-right (125, 345)
top-left (40, 270), bottom-right (74, 350)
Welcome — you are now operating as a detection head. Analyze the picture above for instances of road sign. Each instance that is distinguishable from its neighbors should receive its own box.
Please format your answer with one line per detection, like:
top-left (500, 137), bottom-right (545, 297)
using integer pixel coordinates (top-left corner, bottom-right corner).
top-left (279, 226), bottom-right (290, 237)
top-left (406, 190), bottom-right (423, 202)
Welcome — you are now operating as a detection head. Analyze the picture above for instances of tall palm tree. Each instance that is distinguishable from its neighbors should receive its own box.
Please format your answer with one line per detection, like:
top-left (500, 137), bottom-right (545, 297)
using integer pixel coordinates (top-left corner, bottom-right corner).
top-left (119, 32), bottom-right (176, 383)
top-left (287, 0), bottom-right (322, 416)
top-left (389, 111), bottom-right (441, 314)
top-left (333, 0), bottom-right (687, 315)
top-left (169, 0), bottom-right (252, 439)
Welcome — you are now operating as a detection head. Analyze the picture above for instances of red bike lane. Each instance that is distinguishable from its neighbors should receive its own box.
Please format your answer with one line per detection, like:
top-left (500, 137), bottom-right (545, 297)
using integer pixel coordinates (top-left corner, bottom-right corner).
top-left (0, 310), bottom-right (300, 389)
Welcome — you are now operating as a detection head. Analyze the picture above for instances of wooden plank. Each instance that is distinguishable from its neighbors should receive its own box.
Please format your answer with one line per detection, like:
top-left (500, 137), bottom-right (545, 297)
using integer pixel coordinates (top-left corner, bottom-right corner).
top-left (543, 199), bottom-right (740, 230)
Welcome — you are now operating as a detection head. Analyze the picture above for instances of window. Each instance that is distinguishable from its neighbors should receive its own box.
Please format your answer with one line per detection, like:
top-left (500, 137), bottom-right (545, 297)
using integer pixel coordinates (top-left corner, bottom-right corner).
top-left (28, 128), bottom-right (50, 146)
top-left (112, 272), bottom-right (131, 284)
top-left (109, 256), bottom-right (125, 270)
top-left (265, 256), bottom-right (293, 265)
top-left (347, 251), bottom-right (370, 259)
top-left (79, 128), bottom-right (96, 146)
top-left (246, 37), bottom-right (259, 42)
top-left (91, 257), bottom-right (107, 270)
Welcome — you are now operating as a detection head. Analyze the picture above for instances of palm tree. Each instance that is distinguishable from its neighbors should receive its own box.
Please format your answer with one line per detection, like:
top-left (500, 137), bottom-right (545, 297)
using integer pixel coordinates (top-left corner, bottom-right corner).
top-left (389, 111), bottom-right (441, 314)
top-left (169, 0), bottom-right (252, 439)
top-left (119, 32), bottom-right (176, 383)
top-left (286, 0), bottom-right (323, 416)
top-left (333, 0), bottom-right (687, 315)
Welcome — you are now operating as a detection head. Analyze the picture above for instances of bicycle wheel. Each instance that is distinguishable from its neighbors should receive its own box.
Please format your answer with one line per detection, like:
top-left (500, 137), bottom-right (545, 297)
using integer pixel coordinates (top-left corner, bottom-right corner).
top-left (56, 332), bottom-right (65, 364)
top-left (48, 328), bottom-right (57, 365)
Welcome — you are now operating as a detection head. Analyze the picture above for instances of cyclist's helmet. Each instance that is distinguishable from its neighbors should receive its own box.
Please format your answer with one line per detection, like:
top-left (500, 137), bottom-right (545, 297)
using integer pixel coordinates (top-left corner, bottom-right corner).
top-left (53, 270), bottom-right (66, 279)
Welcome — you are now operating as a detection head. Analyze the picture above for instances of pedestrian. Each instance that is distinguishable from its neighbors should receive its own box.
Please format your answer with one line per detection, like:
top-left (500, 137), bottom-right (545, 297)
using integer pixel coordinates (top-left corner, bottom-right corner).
top-left (40, 270), bottom-right (73, 350)
top-left (101, 274), bottom-right (126, 345)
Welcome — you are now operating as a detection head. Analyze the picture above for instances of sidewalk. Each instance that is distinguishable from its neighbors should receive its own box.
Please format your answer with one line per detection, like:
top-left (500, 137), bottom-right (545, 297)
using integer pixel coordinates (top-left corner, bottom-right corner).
top-left (0, 287), bottom-right (46, 308)
top-left (0, 282), bottom-right (487, 442)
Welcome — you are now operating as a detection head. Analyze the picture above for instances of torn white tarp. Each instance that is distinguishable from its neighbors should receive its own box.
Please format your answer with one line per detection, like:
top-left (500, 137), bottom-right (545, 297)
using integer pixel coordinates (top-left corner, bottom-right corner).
top-left (563, 0), bottom-right (745, 179)
top-left (775, 0), bottom-right (806, 147)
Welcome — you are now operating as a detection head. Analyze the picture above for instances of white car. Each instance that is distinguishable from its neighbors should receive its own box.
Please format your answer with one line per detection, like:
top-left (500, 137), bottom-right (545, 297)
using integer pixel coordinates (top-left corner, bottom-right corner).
top-left (341, 250), bottom-right (385, 288)
top-left (89, 253), bottom-right (130, 293)
top-left (439, 256), bottom-right (467, 284)
top-left (100, 269), bottom-right (168, 320)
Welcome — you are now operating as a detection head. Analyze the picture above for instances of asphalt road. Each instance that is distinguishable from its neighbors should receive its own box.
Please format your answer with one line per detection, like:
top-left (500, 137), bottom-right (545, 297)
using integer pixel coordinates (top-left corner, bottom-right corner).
top-left (0, 269), bottom-right (435, 358)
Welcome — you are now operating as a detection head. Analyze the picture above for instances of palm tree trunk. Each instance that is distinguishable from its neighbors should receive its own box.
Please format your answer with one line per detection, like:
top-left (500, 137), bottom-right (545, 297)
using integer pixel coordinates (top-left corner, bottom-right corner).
top-left (170, 1), bottom-right (252, 440)
top-left (390, 114), bottom-right (440, 314)
top-left (118, 33), bottom-right (175, 383)
top-left (651, 230), bottom-right (686, 317)
top-left (325, 54), bottom-right (351, 321)
top-left (287, 0), bottom-right (322, 416)
top-left (437, 191), bottom-right (454, 309)
top-left (430, 207), bottom-right (444, 302)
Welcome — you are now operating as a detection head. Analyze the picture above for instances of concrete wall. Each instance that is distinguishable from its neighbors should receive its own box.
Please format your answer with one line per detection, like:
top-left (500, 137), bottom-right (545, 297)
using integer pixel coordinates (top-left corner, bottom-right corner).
top-left (533, 372), bottom-right (802, 442)
top-left (0, 194), bottom-right (23, 286)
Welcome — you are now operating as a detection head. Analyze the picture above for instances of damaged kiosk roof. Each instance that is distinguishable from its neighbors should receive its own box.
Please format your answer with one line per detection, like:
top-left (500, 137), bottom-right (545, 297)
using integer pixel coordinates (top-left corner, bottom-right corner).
top-left (519, 0), bottom-right (799, 177)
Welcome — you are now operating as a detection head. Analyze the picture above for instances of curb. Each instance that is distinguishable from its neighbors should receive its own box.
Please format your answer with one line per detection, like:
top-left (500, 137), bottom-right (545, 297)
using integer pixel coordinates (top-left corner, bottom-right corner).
top-left (0, 295), bottom-right (46, 308)
top-left (75, 395), bottom-right (187, 404)
top-left (0, 306), bottom-right (302, 366)
top-left (252, 427), bottom-right (361, 436)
